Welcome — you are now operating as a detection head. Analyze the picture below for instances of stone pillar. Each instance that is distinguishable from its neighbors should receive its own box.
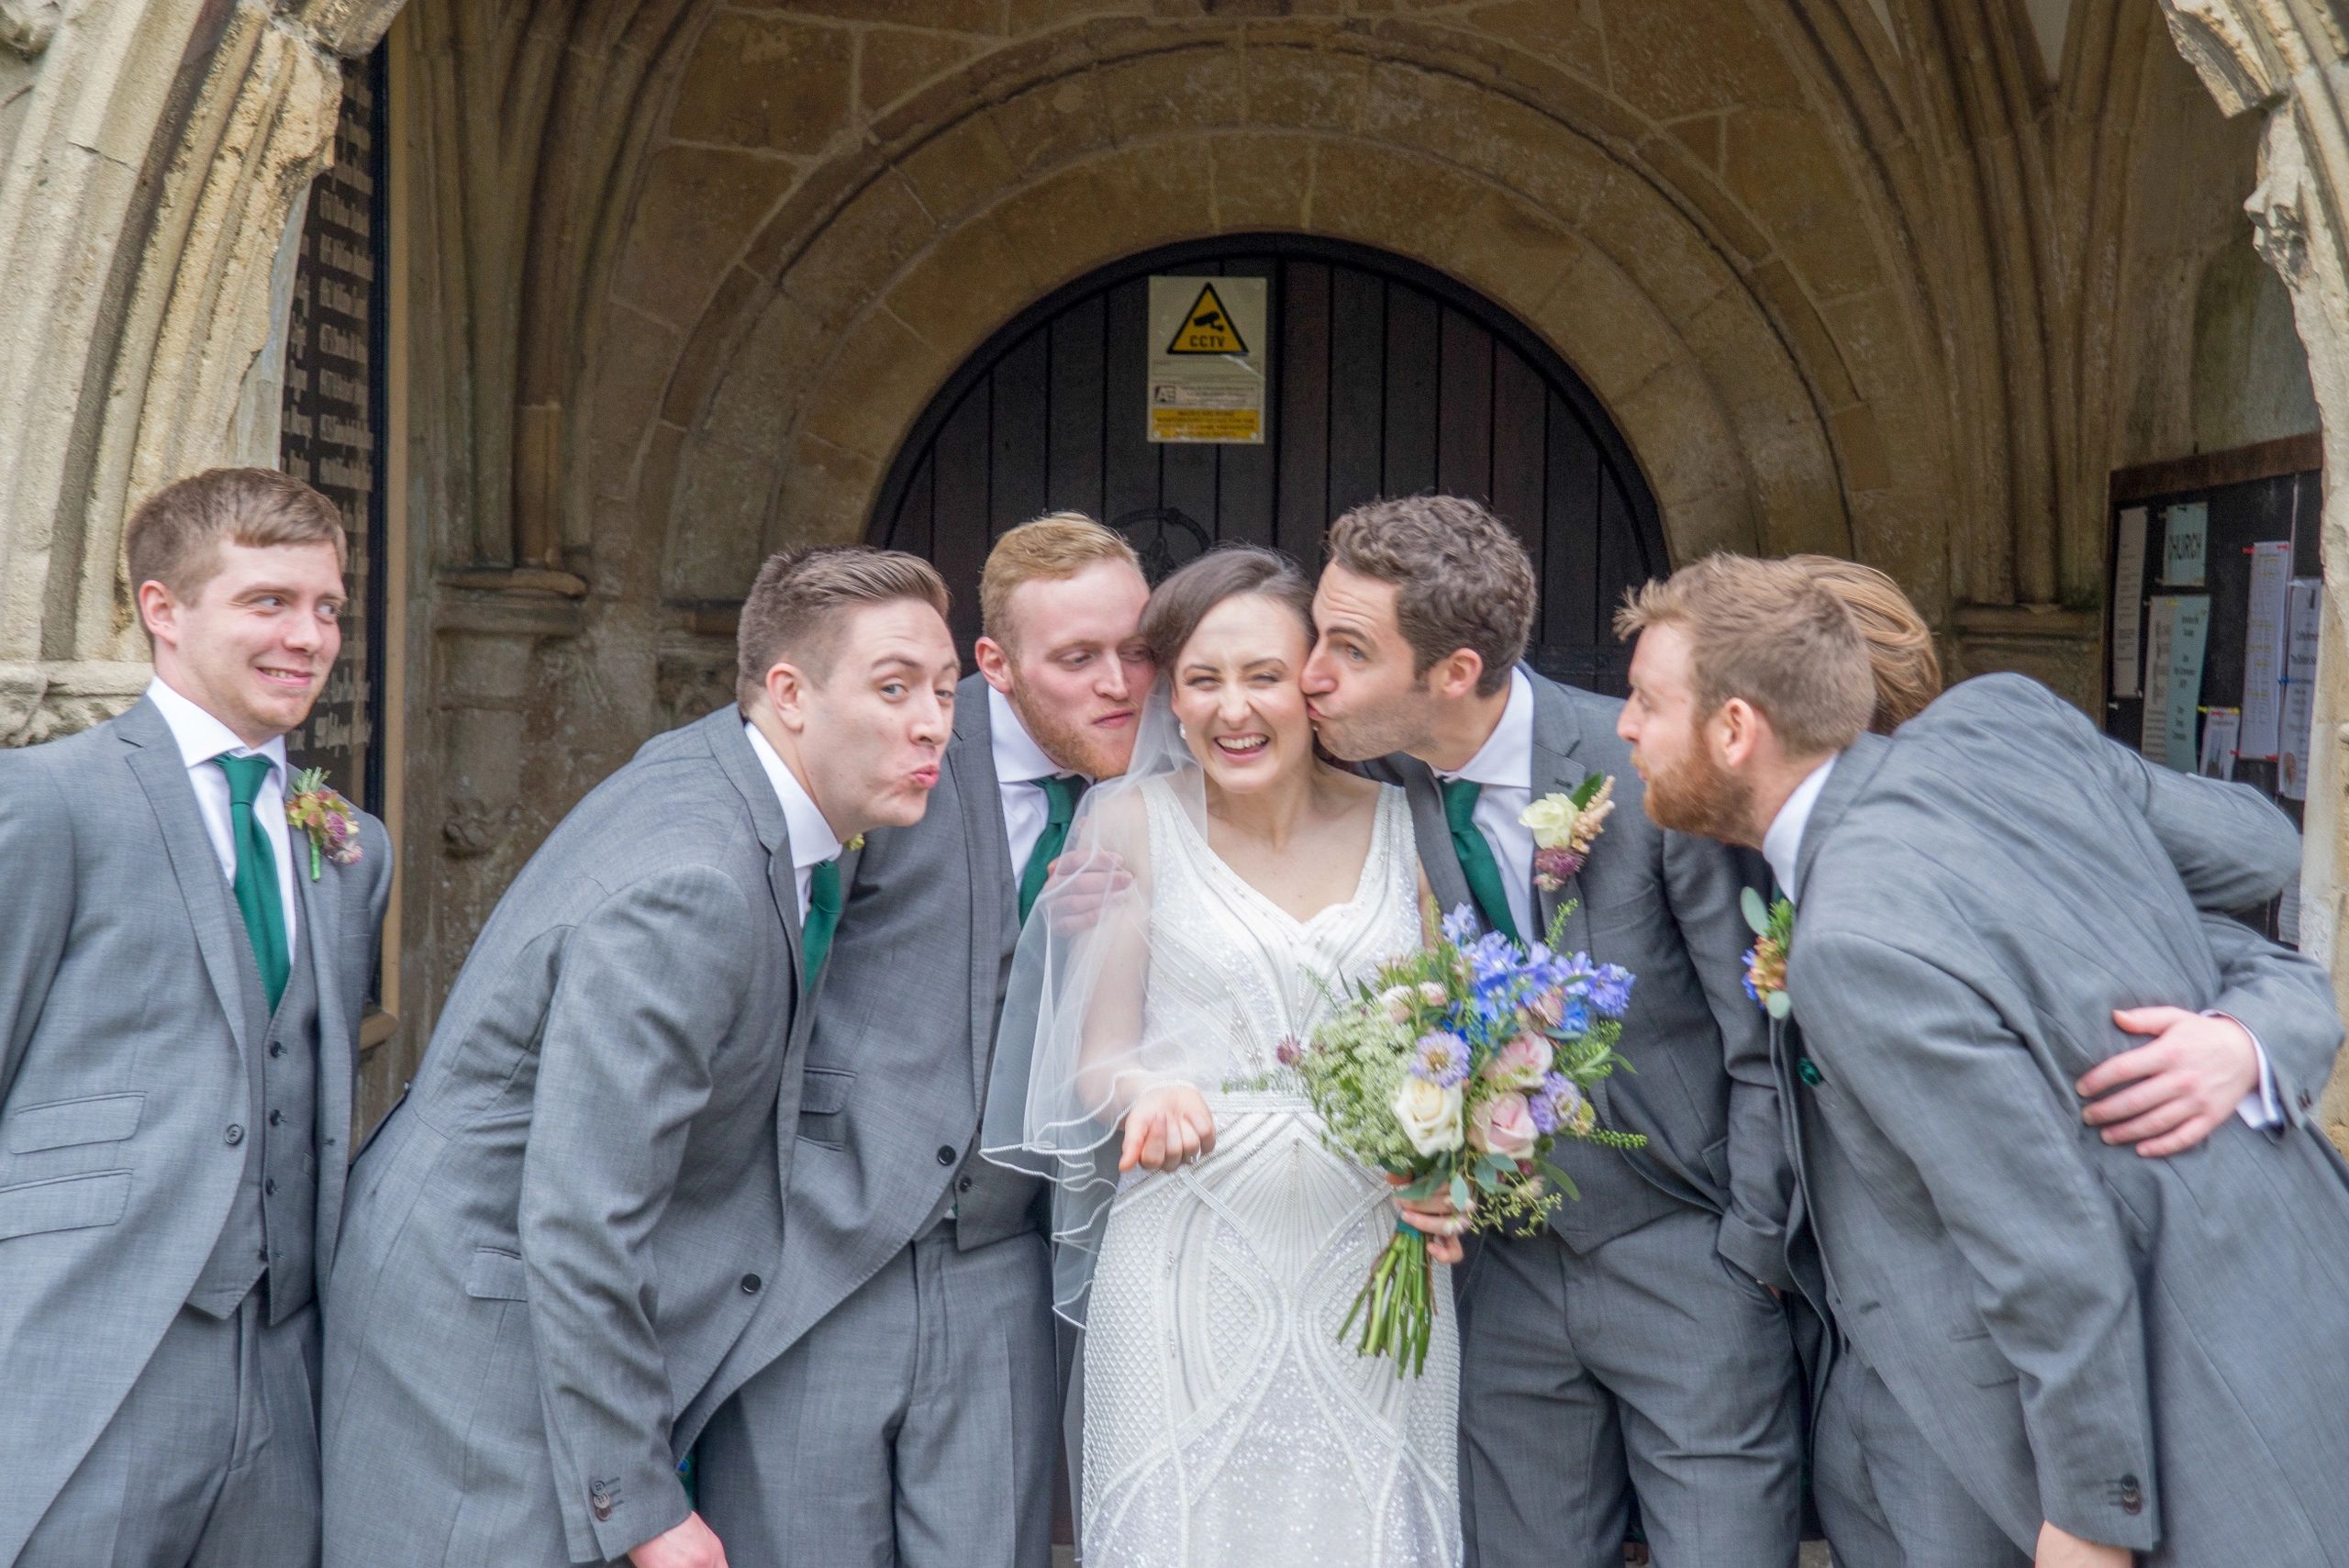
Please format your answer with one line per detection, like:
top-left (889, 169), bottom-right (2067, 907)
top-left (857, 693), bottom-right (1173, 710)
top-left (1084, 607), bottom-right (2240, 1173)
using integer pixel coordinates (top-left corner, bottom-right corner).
top-left (2159, 0), bottom-right (2349, 1144)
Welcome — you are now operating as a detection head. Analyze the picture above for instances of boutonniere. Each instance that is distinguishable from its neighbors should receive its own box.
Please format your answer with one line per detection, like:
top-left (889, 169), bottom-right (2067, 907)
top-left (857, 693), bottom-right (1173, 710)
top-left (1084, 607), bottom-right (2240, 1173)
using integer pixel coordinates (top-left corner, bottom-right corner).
top-left (1739, 887), bottom-right (1795, 1019)
top-left (1520, 773), bottom-right (1615, 892)
top-left (285, 768), bottom-right (362, 881)
top-left (846, 834), bottom-right (865, 851)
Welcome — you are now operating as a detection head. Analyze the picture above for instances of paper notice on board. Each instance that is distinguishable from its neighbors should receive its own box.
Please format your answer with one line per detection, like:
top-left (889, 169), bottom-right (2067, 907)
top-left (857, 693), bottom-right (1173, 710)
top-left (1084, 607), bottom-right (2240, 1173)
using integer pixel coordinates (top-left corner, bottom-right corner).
top-left (2141, 595), bottom-right (2176, 762)
top-left (2281, 578), bottom-right (2322, 800)
top-left (2239, 540), bottom-right (2290, 758)
top-left (2162, 502), bottom-right (2209, 587)
top-left (2199, 706), bottom-right (2241, 779)
top-left (2146, 596), bottom-right (2211, 772)
top-left (1147, 276), bottom-right (1268, 444)
top-left (2111, 506), bottom-right (2148, 698)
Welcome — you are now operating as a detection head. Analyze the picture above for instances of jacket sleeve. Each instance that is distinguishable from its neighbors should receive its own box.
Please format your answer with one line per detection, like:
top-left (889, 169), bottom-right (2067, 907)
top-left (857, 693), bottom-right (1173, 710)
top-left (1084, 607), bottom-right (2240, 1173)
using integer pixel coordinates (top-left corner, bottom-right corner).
top-left (1661, 827), bottom-right (1794, 1290)
top-left (2094, 738), bottom-right (2299, 912)
top-left (0, 753), bottom-right (74, 1106)
top-left (2200, 914), bottom-right (2345, 1128)
top-left (1797, 926), bottom-right (2159, 1551)
top-left (518, 864), bottom-right (758, 1562)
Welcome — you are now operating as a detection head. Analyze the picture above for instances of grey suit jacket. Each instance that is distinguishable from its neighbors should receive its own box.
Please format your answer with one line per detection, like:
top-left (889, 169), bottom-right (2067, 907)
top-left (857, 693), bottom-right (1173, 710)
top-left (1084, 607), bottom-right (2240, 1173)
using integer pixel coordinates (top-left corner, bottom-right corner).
top-left (1386, 671), bottom-right (1791, 1286)
top-left (1786, 673), bottom-right (2349, 1559)
top-left (321, 707), bottom-right (809, 1566)
top-left (751, 673), bottom-right (1044, 1364)
top-left (0, 695), bottom-right (390, 1565)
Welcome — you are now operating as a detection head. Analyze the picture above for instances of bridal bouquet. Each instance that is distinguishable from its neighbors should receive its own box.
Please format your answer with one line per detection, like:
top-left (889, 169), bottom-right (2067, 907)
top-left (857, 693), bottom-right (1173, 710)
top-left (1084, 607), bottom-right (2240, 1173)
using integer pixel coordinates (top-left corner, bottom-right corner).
top-left (1285, 905), bottom-right (1642, 1374)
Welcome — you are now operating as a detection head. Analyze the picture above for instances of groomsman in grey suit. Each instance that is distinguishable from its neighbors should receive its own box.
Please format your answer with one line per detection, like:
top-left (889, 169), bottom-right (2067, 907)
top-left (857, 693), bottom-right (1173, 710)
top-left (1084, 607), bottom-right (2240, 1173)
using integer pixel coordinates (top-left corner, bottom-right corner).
top-left (1616, 553), bottom-right (2349, 1567)
top-left (320, 548), bottom-right (959, 1568)
top-left (1788, 554), bottom-right (2343, 1568)
top-left (1300, 495), bottom-right (1806, 1568)
top-left (696, 513), bottom-right (1153, 1565)
top-left (0, 468), bottom-right (391, 1567)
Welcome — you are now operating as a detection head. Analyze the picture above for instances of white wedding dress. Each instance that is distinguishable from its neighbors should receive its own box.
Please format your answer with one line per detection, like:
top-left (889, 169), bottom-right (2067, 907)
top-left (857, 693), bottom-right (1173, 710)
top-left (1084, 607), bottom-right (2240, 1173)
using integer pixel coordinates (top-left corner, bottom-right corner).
top-left (1078, 779), bottom-right (1463, 1568)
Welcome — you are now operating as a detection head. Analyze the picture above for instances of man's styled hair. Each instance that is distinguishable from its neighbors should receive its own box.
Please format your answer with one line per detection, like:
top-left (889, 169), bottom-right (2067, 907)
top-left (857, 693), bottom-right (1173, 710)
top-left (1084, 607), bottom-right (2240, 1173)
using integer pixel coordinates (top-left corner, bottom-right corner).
top-left (126, 467), bottom-right (348, 602)
top-left (1614, 553), bottom-right (1875, 757)
top-left (736, 546), bottom-right (951, 707)
top-left (979, 512), bottom-right (1142, 644)
top-left (1790, 554), bottom-right (1942, 734)
top-left (1324, 495), bottom-right (1536, 698)
top-left (1139, 545), bottom-right (1316, 672)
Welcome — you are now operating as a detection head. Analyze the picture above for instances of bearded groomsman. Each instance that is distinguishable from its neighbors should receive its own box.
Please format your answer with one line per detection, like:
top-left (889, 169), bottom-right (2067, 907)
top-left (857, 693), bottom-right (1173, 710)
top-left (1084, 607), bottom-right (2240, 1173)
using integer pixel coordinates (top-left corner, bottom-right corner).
top-left (321, 548), bottom-right (958, 1568)
top-left (0, 469), bottom-right (392, 1567)
top-left (1299, 495), bottom-right (1806, 1567)
top-left (696, 513), bottom-right (1153, 1566)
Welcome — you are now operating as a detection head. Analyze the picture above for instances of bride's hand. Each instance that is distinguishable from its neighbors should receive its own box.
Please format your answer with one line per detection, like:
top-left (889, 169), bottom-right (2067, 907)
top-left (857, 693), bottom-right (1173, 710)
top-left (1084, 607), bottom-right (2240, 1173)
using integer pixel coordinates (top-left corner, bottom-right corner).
top-left (1120, 1084), bottom-right (1217, 1173)
top-left (1386, 1173), bottom-right (1467, 1266)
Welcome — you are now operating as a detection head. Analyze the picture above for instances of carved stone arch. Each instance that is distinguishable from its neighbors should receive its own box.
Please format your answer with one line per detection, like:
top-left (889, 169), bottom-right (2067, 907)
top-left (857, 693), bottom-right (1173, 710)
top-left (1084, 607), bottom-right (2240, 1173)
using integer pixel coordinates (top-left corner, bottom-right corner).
top-left (637, 19), bottom-right (1953, 616)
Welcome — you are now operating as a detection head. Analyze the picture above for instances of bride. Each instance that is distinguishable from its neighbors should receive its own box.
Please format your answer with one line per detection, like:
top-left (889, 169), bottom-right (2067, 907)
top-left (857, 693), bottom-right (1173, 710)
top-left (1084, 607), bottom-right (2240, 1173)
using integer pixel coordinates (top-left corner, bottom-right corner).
top-left (985, 546), bottom-right (1464, 1568)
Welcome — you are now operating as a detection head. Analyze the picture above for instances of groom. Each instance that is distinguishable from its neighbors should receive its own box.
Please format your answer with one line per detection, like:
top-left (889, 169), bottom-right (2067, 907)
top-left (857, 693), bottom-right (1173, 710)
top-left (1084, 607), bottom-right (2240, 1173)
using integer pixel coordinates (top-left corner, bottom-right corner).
top-left (1300, 495), bottom-right (1807, 1566)
top-left (1615, 553), bottom-right (2349, 1566)
top-left (0, 467), bottom-right (391, 1566)
top-left (321, 547), bottom-right (958, 1568)
top-left (696, 514), bottom-right (1153, 1564)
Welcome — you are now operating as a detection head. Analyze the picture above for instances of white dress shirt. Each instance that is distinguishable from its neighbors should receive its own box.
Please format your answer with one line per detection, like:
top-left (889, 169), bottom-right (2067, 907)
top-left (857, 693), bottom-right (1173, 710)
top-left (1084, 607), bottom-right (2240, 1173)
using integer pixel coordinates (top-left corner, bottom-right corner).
top-left (1761, 751), bottom-right (2277, 1127)
top-left (147, 677), bottom-right (298, 946)
top-left (1433, 668), bottom-right (1538, 939)
top-left (744, 722), bottom-right (843, 919)
top-left (990, 685), bottom-right (1085, 877)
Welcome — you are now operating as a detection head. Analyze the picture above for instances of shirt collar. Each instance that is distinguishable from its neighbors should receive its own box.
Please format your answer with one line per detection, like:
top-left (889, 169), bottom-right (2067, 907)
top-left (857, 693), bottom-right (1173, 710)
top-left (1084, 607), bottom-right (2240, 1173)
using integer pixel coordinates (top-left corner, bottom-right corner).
top-left (989, 684), bottom-right (1074, 784)
top-left (145, 676), bottom-right (288, 778)
top-left (1762, 754), bottom-right (1839, 903)
top-left (1434, 667), bottom-right (1534, 790)
top-left (742, 721), bottom-right (844, 874)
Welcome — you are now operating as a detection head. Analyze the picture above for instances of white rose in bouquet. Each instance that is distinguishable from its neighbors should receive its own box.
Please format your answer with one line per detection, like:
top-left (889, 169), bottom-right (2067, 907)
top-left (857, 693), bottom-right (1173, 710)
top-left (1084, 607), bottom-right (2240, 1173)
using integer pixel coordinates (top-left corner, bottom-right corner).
top-left (1392, 1076), bottom-right (1464, 1155)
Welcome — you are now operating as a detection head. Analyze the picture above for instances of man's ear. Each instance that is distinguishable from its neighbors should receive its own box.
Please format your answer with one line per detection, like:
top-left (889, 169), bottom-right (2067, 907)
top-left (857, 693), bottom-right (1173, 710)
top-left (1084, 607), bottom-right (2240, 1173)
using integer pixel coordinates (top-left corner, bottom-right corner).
top-left (138, 580), bottom-right (180, 651)
top-left (1430, 649), bottom-right (1486, 702)
top-left (763, 659), bottom-right (812, 732)
top-left (1715, 696), bottom-right (1764, 768)
top-left (973, 635), bottom-right (1016, 696)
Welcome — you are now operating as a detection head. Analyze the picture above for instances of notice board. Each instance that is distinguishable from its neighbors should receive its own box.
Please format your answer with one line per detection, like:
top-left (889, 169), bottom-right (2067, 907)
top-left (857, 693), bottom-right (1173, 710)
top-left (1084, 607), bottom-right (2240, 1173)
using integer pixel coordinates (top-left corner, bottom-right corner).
top-left (2105, 434), bottom-right (2320, 940)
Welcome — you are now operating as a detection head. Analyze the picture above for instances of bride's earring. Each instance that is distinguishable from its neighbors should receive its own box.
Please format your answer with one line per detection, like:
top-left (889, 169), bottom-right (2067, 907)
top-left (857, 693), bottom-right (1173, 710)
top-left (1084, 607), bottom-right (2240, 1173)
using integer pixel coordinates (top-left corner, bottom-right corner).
top-left (1177, 722), bottom-right (1188, 741)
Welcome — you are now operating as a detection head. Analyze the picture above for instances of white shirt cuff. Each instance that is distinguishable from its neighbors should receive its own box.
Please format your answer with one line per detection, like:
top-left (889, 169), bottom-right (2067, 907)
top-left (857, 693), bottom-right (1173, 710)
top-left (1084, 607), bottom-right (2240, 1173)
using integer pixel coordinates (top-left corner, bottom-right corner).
top-left (2208, 1011), bottom-right (2284, 1129)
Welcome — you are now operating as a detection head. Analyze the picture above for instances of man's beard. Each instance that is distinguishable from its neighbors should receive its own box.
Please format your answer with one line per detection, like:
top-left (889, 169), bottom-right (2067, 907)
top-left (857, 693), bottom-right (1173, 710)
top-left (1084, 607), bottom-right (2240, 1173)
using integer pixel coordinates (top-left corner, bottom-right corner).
top-left (1007, 683), bottom-right (1134, 780)
top-left (1641, 740), bottom-right (1755, 846)
top-left (1313, 686), bottom-right (1438, 764)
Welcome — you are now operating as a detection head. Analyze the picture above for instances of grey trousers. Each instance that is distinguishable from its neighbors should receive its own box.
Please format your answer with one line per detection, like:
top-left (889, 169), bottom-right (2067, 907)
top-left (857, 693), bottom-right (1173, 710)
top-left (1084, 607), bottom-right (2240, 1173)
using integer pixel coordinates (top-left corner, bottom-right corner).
top-left (1810, 1349), bottom-right (2029, 1568)
top-left (696, 1227), bottom-right (1058, 1568)
top-left (1458, 1206), bottom-right (1804, 1568)
top-left (21, 1294), bottom-right (321, 1568)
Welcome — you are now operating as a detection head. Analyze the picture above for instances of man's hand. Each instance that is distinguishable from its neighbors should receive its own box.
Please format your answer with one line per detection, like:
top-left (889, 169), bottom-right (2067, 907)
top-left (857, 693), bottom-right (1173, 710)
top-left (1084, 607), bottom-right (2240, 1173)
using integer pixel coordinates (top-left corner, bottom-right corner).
top-left (1044, 851), bottom-right (1133, 933)
top-left (2033, 1519), bottom-right (2130, 1567)
top-left (2077, 1007), bottom-right (2259, 1157)
top-left (1386, 1172), bottom-right (1466, 1266)
top-left (1120, 1084), bottom-right (1216, 1173)
top-left (629, 1512), bottom-right (728, 1568)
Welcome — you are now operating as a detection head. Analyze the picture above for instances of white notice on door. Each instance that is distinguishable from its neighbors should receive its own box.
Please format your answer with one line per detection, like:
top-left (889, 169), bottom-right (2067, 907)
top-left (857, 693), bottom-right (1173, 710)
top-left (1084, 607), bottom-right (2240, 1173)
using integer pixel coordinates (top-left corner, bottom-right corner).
top-left (2239, 540), bottom-right (2289, 759)
top-left (2111, 506), bottom-right (2148, 698)
top-left (2281, 578), bottom-right (2322, 801)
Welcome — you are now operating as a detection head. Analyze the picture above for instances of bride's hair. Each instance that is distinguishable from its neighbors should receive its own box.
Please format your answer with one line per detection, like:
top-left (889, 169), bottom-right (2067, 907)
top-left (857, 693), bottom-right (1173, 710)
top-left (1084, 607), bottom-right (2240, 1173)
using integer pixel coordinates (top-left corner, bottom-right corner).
top-left (1139, 545), bottom-right (1316, 671)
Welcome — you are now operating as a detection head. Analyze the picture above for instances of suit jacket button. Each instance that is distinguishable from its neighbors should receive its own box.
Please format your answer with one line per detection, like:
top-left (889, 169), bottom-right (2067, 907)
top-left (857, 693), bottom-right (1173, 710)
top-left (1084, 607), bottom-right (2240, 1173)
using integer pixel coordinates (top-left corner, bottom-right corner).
top-left (2120, 1474), bottom-right (2143, 1514)
top-left (740, 1273), bottom-right (762, 1294)
top-left (268, 1108), bottom-right (284, 1127)
top-left (592, 1496), bottom-right (612, 1522)
top-left (1797, 1057), bottom-right (1823, 1087)
top-left (957, 1175), bottom-right (974, 1194)
top-left (936, 1146), bottom-right (956, 1166)
top-left (225, 1124), bottom-right (245, 1146)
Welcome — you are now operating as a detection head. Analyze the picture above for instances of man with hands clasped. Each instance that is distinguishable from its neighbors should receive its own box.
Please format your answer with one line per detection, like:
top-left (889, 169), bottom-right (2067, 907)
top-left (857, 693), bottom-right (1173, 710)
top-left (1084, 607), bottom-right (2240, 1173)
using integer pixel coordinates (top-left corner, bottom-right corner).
top-left (320, 548), bottom-right (958, 1568)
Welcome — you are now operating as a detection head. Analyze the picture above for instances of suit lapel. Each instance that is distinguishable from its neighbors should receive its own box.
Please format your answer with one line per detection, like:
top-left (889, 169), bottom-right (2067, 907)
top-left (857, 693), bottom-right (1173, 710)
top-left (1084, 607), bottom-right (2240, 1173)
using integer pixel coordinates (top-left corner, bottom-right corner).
top-left (1392, 755), bottom-right (1470, 920)
top-left (706, 707), bottom-right (806, 990)
top-left (952, 680), bottom-right (1016, 1108)
top-left (296, 849), bottom-right (359, 1276)
top-left (118, 698), bottom-right (252, 1058)
top-left (1790, 734), bottom-right (1887, 923)
top-left (1527, 674), bottom-right (1592, 951)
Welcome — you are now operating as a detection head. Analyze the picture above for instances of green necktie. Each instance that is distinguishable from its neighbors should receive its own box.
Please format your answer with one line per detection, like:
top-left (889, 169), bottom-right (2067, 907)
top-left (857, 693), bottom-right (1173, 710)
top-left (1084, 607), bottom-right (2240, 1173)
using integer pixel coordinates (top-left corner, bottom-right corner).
top-left (215, 753), bottom-right (290, 1012)
top-left (1018, 774), bottom-right (1086, 923)
top-left (1440, 776), bottom-right (1521, 945)
top-left (802, 858), bottom-right (842, 981)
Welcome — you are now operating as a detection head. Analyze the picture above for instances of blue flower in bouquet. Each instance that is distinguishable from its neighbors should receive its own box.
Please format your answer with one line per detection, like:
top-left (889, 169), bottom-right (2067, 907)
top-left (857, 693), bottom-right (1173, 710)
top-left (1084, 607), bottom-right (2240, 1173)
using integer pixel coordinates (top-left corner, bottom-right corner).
top-left (1554, 997), bottom-right (1593, 1036)
top-left (1589, 964), bottom-right (1635, 1018)
top-left (1530, 1071), bottom-right (1592, 1136)
top-left (1441, 905), bottom-right (1482, 945)
top-left (1410, 1029), bottom-right (1472, 1087)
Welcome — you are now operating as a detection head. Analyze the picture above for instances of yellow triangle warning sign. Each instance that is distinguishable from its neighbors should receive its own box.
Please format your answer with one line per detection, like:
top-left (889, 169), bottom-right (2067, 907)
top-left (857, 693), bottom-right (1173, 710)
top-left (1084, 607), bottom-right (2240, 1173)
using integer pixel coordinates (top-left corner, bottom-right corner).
top-left (1164, 283), bottom-right (1250, 355)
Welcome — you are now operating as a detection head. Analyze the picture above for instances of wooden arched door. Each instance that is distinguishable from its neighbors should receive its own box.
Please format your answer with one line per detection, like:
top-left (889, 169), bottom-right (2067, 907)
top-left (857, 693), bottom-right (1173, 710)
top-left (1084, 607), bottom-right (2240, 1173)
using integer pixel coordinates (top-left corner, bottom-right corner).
top-left (869, 235), bottom-right (1666, 695)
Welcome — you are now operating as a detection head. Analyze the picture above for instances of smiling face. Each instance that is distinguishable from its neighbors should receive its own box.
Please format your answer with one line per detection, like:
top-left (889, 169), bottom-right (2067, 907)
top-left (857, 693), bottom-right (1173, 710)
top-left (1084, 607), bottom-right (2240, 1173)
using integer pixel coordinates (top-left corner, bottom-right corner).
top-left (1618, 622), bottom-right (1751, 843)
top-left (781, 597), bottom-right (961, 836)
top-left (1300, 562), bottom-right (1442, 762)
top-left (981, 559), bottom-right (1154, 779)
top-left (1168, 593), bottom-right (1317, 795)
top-left (140, 539), bottom-right (347, 747)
